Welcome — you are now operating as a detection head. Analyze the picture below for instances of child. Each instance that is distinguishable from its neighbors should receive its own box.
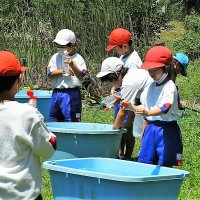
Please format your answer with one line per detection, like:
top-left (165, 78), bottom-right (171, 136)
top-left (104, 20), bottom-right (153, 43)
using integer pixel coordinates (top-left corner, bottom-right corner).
top-left (0, 51), bottom-right (56, 200)
top-left (106, 27), bottom-right (142, 70)
top-left (105, 28), bottom-right (143, 160)
top-left (47, 29), bottom-right (87, 122)
top-left (169, 52), bottom-right (189, 109)
top-left (170, 52), bottom-right (189, 82)
top-left (126, 46), bottom-right (183, 167)
top-left (97, 57), bottom-right (153, 160)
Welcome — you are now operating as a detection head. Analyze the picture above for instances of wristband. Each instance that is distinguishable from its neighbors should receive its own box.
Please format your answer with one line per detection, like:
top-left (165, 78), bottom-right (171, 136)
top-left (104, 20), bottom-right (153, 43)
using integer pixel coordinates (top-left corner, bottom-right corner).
top-left (81, 69), bottom-right (87, 77)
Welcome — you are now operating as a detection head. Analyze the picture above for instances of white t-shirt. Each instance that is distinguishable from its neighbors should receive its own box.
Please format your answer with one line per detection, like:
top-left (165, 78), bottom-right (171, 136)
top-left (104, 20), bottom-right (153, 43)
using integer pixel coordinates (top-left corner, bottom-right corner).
top-left (0, 101), bottom-right (55, 200)
top-left (47, 52), bottom-right (86, 88)
top-left (140, 80), bottom-right (180, 121)
top-left (121, 68), bottom-right (153, 104)
top-left (120, 50), bottom-right (142, 69)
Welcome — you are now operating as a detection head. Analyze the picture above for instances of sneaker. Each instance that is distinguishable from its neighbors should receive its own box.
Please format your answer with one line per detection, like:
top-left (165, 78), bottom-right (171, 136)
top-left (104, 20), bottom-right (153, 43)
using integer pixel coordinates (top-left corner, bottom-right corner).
top-left (123, 156), bottom-right (134, 161)
top-left (115, 154), bottom-right (124, 160)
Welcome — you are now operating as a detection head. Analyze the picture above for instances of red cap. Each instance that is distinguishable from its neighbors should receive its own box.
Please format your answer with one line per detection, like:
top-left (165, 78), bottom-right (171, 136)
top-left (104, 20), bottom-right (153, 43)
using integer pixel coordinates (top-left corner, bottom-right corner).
top-left (0, 51), bottom-right (28, 77)
top-left (141, 46), bottom-right (172, 69)
top-left (106, 28), bottom-right (132, 51)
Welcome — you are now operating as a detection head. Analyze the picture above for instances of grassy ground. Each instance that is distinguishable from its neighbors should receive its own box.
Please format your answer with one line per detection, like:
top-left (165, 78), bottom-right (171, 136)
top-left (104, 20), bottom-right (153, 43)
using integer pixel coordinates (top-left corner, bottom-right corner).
top-left (155, 20), bottom-right (186, 47)
top-left (41, 106), bottom-right (200, 200)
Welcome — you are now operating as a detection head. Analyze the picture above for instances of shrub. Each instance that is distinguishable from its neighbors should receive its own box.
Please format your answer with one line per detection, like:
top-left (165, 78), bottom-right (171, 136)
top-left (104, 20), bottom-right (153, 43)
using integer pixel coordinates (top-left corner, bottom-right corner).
top-left (176, 59), bottom-right (200, 104)
top-left (172, 12), bottom-right (200, 60)
top-left (184, 12), bottom-right (200, 31)
top-left (172, 30), bottom-right (200, 60)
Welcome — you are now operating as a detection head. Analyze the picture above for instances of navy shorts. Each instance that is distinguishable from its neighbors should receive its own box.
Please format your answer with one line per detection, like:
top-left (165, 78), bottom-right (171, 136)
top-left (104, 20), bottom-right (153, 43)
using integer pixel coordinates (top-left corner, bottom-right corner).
top-left (114, 101), bottom-right (128, 123)
top-left (138, 120), bottom-right (183, 167)
top-left (48, 88), bottom-right (81, 122)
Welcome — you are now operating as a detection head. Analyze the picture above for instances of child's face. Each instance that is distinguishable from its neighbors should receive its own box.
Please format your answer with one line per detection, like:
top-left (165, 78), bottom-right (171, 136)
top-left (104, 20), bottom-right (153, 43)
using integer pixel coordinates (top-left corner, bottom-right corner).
top-left (112, 76), bottom-right (122, 88)
top-left (55, 43), bottom-right (76, 55)
top-left (173, 59), bottom-right (184, 75)
top-left (148, 67), bottom-right (164, 81)
top-left (113, 44), bottom-right (128, 55)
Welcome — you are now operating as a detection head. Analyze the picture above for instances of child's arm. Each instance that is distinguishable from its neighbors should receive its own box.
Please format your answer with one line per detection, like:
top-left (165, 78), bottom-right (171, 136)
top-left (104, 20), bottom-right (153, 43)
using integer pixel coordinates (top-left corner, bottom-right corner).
top-left (134, 105), bottom-right (163, 116)
top-left (113, 108), bottom-right (127, 129)
top-left (48, 69), bottom-right (63, 78)
top-left (121, 101), bottom-right (170, 116)
top-left (111, 82), bottom-right (122, 104)
top-left (131, 103), bottom-right (171, 116)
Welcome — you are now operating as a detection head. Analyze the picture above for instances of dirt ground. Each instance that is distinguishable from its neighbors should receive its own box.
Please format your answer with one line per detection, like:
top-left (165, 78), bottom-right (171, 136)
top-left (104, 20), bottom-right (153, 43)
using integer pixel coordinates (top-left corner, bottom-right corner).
top-left (181, 100), bottom-right (200, 112)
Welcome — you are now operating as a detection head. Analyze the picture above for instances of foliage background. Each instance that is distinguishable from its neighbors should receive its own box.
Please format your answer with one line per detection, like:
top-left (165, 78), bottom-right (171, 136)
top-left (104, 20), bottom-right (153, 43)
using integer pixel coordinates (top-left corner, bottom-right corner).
top-left (0, 0), bottom-right (169, 91)
top-left (1, 0), bottom-right (199, 103)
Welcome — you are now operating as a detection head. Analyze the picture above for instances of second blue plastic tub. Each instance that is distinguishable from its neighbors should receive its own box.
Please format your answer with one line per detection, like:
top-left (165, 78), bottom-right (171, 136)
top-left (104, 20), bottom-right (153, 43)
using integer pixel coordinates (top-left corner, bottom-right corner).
top-left (46, 122), bottom-right (126, 160)
top-left (43, 158), bottom-right (189, 200)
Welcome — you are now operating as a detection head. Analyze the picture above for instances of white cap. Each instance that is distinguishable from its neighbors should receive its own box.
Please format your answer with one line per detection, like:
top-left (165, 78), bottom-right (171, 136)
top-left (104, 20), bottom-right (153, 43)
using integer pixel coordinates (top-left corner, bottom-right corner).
top-left (53, 29), bottom-right (76, 45)
top-left (96, 57), bottom-right (124, 78)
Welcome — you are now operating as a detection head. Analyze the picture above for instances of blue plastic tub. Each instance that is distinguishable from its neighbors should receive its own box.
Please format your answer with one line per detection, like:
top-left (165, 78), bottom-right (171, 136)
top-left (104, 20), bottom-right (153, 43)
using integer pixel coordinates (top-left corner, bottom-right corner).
top-left (15, 90), bottom-right (52, 121)
top-left (43, 158), bottom-right (189, 200)
top-left (46, 122), bottom-right (126, 160)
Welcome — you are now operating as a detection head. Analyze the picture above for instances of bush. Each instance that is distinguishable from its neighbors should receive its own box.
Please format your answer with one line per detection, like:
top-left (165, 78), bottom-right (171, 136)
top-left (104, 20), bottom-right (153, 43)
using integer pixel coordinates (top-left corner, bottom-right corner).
top-left (171, 12), bottom-right (200, 60)
top-left (172, 30), bottom-right (200, 60)
top-left (176, 59), bottom-right (200, 104)
top-left (184, 12), bottom-right (200, 31)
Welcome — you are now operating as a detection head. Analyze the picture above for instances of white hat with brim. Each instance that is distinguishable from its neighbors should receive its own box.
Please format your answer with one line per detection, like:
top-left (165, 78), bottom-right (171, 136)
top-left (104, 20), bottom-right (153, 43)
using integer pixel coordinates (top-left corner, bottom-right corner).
top-left (96, 71), bottom-right (111, 78)
top-left (96, 57), bottom-right (124, 78)
top-left (53, 29), bottom-right (76, 45)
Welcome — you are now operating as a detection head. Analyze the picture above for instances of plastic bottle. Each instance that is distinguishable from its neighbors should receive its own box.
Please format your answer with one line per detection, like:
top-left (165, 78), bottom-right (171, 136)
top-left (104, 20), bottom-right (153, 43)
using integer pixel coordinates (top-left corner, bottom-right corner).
top-left (27, 89), bottom-right (34, 97)
top-left (100, 95), bottom-right (115, 110)
top-left (132, 115), bottom-right (143, 138)
top-left (26, 90), bottom-right (44, 120)
top-left (27, 90), bottom-right (37, 108)
top-left (100, 92), bottom-right (121, 110)
top-left (132, 105), bottom-right (144, 138)
top-left (122, 101), bottom-right (143, 137)
top-left (62, 50), bottom-right (71, 76)
top-left (29, 95), bottom-right (37, 108)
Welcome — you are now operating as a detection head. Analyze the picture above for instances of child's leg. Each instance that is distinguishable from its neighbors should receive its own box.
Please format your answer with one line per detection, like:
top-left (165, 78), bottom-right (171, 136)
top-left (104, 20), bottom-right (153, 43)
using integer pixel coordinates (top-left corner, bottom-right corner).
top-left (115, 102), bottom-right (125, 158)
top-left (117, 133), bottom-right (126, 157)
top-left (137, 123), bottom-right (157, 164)
top-left (123, 111), bottom-right (135, 160)
top-left (49, 91), bottom-right (64, 122)
top-left (60, 89), bottom-right (81, 122)
top-left (124, 125), bottom-right (135, 160)
top-left (156, 121), bottom-right (183, 167)
top-left (138, 121), bottom-right (183, 167)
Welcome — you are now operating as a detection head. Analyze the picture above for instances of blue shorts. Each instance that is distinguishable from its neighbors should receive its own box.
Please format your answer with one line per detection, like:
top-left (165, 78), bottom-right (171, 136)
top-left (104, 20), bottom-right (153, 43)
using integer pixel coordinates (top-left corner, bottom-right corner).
top-left (48, 88), bottom-right (82, 122)
top-left (138, 120), bottom-right (183, 167)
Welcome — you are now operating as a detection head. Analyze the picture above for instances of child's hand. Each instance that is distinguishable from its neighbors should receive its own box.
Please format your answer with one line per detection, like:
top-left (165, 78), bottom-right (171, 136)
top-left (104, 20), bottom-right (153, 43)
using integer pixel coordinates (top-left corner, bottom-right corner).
top-left (113, 93), bottom-right (121, 103)
top-left (64, 56), bottom-right (73, 66)
top-left (134, 105), bottom-right (146, 115)
top-left (120, 100), bottom-right (131, 109)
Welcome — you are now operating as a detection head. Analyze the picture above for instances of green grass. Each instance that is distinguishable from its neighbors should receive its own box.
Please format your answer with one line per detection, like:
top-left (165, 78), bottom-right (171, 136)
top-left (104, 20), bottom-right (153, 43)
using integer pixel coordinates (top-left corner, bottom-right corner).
top-left (155, 20), bottom-right (186, 46)
top-left (177, 110), bottom-right (200, 199)
top-left (41, 106), bottom-right (200, 200)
